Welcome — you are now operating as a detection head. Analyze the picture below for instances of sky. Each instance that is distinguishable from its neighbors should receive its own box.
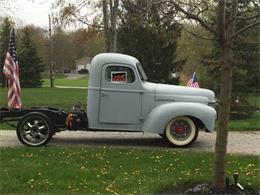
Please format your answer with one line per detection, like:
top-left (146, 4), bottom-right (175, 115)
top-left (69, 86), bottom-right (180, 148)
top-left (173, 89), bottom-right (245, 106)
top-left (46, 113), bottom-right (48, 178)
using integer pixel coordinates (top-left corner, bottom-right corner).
top-left (1, 0), bottom-right (53, 29)
top-left (1, 0), bottom-right (98, 30)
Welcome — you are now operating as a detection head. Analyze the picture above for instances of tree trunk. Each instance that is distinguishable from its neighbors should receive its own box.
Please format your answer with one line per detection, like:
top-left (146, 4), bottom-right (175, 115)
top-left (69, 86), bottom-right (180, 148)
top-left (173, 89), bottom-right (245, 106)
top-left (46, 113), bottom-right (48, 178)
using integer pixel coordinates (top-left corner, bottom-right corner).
top-left (102, 0), bottom-right (119, 52)
top-left (213, 0), bottom-right (237, 190)
top-left (213, 43), bottom-right (233, 190)
top-left (102, 0), bottom-right (110, 52)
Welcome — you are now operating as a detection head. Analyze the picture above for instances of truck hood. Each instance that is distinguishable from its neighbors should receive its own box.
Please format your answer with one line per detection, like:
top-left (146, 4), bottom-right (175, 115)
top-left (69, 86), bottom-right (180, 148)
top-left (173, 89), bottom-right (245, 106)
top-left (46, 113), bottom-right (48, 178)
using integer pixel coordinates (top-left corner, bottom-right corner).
top-left (155, 83), bottom-right (215, 104)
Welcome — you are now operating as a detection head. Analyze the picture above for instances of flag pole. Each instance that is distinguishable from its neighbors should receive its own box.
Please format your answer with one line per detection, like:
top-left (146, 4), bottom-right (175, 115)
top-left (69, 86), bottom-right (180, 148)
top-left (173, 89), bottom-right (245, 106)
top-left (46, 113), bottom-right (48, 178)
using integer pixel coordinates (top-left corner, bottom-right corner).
top-left (192, 72), bottom-right (196, 81)
top-left (48, 14), bottom-right (54, 88)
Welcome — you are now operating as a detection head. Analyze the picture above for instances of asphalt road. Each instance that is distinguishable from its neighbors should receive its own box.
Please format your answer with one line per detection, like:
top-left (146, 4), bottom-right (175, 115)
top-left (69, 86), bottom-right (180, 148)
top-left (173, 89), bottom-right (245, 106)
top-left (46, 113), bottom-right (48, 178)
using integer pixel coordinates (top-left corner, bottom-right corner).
top-left (0, 130), bottom-right (259, 155)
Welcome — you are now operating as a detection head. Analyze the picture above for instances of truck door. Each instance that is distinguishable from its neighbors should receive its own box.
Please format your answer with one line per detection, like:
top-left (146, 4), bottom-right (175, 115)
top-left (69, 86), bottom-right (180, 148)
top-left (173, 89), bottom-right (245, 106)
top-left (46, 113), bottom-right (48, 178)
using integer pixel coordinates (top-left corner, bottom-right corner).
top-left (99, 64), bottom-right (142, 124)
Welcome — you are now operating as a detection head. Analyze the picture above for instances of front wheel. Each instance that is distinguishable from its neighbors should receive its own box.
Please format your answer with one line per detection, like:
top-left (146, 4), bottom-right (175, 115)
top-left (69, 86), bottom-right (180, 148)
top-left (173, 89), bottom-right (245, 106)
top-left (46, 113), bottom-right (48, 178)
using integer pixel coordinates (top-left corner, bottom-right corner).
top-left (17, 113), bottom-right (53, 147)
top-left (164, 116), bottom-right (198, 147)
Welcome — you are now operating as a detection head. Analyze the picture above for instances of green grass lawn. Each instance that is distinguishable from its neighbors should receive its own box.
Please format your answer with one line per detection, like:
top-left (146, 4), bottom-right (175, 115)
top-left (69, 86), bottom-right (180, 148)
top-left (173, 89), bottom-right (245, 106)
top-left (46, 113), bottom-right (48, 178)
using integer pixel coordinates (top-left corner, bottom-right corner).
top-left (229, 112), bottom-right (260, 131)
top-left (227, 93), bottom-right (260, 131)
top-left (42, 74), bottom-right (67, 79)
top-left (0, 87), bottom-right (87, 110)
top-left (43, 75), bottom-right (89, 87)
top-left (0, 147), bottom-right (259, 194)
top-left (248, 94), bottom-right (260, 107)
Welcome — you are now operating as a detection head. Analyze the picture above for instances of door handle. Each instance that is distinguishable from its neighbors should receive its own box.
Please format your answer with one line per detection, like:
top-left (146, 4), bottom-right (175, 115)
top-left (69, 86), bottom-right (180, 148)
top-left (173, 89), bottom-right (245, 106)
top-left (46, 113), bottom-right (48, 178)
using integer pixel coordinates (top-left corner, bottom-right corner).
top-left (101, 92), bottom-right (108, 97)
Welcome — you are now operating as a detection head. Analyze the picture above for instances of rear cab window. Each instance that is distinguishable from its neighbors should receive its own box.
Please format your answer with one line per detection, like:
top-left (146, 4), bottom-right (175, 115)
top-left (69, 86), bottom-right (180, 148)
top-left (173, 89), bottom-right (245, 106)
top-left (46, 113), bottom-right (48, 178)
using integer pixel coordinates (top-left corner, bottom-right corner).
top-left (105, 66), bottom-right (135, 83)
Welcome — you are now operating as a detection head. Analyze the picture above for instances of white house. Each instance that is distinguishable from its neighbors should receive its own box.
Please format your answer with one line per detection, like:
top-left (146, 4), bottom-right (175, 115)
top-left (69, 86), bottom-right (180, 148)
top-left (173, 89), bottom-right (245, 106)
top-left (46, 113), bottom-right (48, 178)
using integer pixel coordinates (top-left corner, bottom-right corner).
top-left (75, 57), bottom-right (92, 72)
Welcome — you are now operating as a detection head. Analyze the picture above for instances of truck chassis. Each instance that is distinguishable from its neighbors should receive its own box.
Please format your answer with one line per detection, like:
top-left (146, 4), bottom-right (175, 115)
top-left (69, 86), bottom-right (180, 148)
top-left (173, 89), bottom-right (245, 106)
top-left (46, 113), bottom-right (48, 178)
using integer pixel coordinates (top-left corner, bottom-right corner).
top-left (0, 107), bottom-right (88, 146)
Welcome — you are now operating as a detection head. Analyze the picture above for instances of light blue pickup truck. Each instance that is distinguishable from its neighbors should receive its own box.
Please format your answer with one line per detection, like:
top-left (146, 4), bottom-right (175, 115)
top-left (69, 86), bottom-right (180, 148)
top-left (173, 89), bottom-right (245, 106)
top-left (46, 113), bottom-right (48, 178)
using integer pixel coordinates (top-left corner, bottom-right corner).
top-left (87, 53), bottom-right (217, 147)
top-left (1, 53), bottom-right (217, 147)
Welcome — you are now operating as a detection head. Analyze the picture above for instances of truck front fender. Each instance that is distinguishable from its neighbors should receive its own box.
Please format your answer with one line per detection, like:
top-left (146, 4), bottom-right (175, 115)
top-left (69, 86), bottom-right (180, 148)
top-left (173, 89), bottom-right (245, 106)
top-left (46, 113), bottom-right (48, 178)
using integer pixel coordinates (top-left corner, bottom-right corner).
top-left (142, 102), bottom-right (217, 134)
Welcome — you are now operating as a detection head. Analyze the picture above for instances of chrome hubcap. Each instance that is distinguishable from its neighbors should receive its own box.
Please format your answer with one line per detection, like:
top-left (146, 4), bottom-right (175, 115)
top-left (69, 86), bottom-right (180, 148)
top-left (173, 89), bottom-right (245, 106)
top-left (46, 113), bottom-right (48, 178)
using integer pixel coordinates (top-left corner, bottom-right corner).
top-left (20, 118), bottom-right (49, 145)
top-left (170, 120), bottom-right (191, 141)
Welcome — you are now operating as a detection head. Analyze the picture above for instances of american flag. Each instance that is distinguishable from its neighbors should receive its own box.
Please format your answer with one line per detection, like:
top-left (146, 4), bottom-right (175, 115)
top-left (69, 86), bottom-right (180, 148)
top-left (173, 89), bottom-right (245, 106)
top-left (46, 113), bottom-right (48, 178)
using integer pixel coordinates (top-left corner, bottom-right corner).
top-left (2, 28), bottom-right (22, 109)
top-left (186, 72), bottom-right (200, 88)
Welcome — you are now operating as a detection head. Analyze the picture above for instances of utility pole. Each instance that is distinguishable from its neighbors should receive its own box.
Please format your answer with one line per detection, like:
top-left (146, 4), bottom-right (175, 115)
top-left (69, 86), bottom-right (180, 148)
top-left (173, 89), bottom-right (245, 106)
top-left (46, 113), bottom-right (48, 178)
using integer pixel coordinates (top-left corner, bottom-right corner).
top-left (48, 14), bottom-right (54, 88)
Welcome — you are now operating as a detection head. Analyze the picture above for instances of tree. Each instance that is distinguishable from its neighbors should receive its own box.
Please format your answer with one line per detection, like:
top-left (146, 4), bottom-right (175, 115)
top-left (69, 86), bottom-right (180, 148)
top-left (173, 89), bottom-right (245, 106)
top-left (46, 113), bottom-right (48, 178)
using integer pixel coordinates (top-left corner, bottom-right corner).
top-left (152, 0), bottom-right (259, 191)
top-left (0, 17), bottom-right (13, 86)
top-left (176, 26), bottom-right (213, 85)
top-left (52, 29), bottom-right (77, 71)
top-left (102, 0), bottom-right (119, 52)
top-left (18, 26), bottom-right (44, 87)
top-left (201, 1), bottom-right (260, 97)
top-left (22, 25), bottom-right (49, 71)
top-left (72, 27), bottom-right (106, 59)
top-left (118, 0), bottom-right (184, 84)
top-left (54, 0), bottom-right (120, 52)
top-left (14, 25), bottom-right (50, 77)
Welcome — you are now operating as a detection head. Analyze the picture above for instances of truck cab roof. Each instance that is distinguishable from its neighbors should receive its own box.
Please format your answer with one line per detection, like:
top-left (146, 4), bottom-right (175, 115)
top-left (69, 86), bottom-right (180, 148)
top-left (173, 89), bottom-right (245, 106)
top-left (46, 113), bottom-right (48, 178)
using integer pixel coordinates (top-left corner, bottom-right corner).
top-left (89, 53), bottom-right (140, 87)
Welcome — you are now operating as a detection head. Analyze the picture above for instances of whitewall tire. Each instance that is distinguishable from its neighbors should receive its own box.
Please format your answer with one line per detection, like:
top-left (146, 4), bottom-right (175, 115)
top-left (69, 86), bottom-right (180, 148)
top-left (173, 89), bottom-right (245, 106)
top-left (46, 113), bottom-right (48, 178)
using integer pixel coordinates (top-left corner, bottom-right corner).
top-left (165, 116), bottom-right (198, 147)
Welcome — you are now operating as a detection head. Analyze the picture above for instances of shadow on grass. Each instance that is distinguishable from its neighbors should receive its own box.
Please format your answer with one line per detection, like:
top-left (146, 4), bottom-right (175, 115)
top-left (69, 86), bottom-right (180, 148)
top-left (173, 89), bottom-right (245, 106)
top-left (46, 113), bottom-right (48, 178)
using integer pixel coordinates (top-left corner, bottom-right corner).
top-left (50, 136), bottom-right (213, 151)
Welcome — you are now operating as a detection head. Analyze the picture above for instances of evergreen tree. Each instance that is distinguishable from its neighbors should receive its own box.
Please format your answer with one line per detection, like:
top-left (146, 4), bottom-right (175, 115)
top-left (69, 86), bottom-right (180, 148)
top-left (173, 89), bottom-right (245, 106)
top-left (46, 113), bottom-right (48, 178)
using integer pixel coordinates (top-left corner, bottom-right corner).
top-left (201, 1), bottom-right (259, 97)
top-left (18, 27), bottom-right (44, 87)
top-left (118, 0), bottom-right (185, 84)
top-left (0, 17), bottom-right (12, 86)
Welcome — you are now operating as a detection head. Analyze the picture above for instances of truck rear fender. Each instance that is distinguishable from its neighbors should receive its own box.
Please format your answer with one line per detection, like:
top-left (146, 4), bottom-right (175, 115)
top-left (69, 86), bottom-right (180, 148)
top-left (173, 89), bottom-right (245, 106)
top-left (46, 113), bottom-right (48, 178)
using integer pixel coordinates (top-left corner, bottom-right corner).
top-left (142, 102), bottom-right (216, 134)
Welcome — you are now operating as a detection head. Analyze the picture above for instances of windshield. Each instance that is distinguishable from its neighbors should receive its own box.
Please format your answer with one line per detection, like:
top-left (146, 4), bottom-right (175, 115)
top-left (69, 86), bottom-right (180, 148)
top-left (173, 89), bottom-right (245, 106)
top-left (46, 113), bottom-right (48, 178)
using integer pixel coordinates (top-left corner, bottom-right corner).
top-left (136, 62), bottom-right (148, 81)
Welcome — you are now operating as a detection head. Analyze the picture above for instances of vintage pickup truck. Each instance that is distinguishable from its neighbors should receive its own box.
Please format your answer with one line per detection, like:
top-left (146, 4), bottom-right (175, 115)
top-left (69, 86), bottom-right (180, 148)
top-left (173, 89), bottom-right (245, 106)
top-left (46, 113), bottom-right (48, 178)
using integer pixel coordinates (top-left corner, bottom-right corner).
top-left (0, 53), bottom-right (217, 147)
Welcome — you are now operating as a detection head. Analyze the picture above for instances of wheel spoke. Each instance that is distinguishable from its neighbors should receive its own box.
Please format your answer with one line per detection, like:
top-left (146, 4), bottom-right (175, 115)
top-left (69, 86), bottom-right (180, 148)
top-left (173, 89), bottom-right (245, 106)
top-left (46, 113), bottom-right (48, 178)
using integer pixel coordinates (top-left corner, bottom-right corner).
top-left (27, 122), bottom-right (33, 128)
top-left (23, 130), bottom-right (31, 135)
top-left (34, 120), bottom-right (40, 126)
top-left (37, 132), bottom-right (46, 139)
top-left (38, 125), bottom-right (46, 130)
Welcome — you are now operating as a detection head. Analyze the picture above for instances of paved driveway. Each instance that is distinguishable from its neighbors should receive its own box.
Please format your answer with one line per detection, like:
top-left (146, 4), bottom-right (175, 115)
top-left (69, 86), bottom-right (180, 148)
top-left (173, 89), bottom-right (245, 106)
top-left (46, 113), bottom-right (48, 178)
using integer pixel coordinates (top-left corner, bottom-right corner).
top-left (0, 130), bottom-right (259, 155)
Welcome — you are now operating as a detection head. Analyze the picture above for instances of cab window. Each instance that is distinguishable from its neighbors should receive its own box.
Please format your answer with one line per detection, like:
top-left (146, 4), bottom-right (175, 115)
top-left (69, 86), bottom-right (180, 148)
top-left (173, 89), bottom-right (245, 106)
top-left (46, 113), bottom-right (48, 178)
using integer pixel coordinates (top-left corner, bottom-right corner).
top-left (105, 66), bottom-right (135, 83)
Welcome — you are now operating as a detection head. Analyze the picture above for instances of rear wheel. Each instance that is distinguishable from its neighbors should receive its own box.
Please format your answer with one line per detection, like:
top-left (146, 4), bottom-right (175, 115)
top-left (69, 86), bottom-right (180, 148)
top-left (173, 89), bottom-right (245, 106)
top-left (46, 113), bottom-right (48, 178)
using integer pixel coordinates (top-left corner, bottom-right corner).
top-left (17, 113), bottom-right (53, 147)
top-left (164, 116), bottom-right (198, 147)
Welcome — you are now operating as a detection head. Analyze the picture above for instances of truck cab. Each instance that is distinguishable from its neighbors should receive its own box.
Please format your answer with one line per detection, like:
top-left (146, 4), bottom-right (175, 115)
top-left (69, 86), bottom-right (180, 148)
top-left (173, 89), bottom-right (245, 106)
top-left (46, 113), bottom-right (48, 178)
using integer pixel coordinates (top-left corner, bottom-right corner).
top-left (87, 53), bottom-right (217, 147)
